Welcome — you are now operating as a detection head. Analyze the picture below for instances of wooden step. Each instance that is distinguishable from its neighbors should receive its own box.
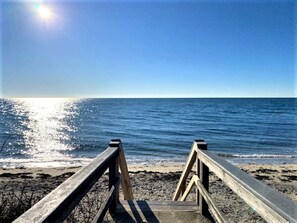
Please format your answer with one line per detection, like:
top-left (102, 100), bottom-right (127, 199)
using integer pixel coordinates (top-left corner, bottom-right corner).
top-left (111, 200), bottom-right (211, 223)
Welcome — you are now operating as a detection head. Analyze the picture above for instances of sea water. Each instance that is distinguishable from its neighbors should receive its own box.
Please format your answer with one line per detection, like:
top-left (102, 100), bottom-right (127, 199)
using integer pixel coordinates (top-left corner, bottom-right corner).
top-left (0, 98), bottom-right (296, 168)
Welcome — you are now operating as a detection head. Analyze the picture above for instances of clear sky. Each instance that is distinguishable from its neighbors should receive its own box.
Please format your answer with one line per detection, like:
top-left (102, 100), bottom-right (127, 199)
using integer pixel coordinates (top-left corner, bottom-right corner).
top-left (1, 0), bottom-right (296, 98)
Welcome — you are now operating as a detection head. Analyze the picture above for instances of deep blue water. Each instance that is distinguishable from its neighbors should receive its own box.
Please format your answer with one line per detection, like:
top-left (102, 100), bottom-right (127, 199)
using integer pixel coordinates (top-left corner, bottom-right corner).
top-left (0, 98), bottom-right (296, 167)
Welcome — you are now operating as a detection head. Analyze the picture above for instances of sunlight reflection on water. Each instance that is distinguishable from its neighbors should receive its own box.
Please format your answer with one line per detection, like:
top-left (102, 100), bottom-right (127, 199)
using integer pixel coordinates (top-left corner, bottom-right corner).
top-left (11, 98), bottom-right (78, 159)
top-left (1, 98), bottom-right (296, 168)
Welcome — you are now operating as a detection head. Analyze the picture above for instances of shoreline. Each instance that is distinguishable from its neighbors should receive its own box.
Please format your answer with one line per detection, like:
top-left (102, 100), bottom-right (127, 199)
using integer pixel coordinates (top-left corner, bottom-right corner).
top-left (1, 157), bottom-right (297, 170)
top-left (1, 162), bottom-right (296, 174)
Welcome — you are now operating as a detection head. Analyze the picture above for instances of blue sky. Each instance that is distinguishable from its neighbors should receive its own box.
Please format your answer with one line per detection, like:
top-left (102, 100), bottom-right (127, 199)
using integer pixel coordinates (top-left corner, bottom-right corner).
top-left (1, 0), bottom-right (296, 98)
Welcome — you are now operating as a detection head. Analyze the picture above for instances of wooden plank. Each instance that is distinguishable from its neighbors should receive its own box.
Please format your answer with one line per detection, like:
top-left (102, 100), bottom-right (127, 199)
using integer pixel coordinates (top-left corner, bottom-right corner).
top-left (109, 156), bottom-right (119, 214)
top-left (118, 200), bottom-right (199, 212)
top-left (196, 149), bottom-right (297, 223)
top-left (116, 200), bottom-right (210, 223)
top-left (196, 156), bottom-right (200, 205)
top-left (119, 145), bottom-right (134, 200)
top-left (173, 140), bottom-right (198, 200)
top-left (92, 185), bottom-right (115, 223)
top-left (92, 177), bottom-right (121, 223)
top-left (180, 175), bottom-right (196, 201)
top-left (109, 139), bottom-right (133, 200)
top-left (197, 141), bottom-right (212, 220)
top-left (14, 147), bottom-right (120, 223)
top-left (193, 175), bottom-right (227, 223)
top-left (109, 140), bottom-right (121, 214)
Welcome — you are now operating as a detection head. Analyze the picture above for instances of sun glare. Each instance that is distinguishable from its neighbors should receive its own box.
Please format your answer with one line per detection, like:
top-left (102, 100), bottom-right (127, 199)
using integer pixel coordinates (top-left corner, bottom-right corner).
top-left (35, 4), bottom-right (52, 20)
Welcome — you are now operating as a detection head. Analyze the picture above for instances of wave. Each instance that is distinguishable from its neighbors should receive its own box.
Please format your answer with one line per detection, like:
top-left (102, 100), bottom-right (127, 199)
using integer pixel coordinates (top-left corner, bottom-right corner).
top-left (217, 153), bottom-right (297, 159)
top-left (0, 157), bottom-right (93, 168)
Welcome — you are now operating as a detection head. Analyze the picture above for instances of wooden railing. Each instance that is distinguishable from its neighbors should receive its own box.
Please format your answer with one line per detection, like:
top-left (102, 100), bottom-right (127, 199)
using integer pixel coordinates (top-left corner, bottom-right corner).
top-left (173, 139), bottom-right (297, 223)
top-left (14, 139), bottom-right (133, 223)
top-left (13, 139), bottom-right (297, 223)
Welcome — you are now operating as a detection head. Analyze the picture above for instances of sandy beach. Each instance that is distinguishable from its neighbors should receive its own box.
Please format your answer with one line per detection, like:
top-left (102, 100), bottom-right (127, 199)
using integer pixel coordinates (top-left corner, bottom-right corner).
top-left (0, 163), bottom-right (296, 222)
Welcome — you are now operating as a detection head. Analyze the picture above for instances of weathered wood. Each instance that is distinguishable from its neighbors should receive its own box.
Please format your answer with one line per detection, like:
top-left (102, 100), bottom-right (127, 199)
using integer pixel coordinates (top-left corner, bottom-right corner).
top-left (119, 147), bottom-right (134, 200)
top-left (109, 139), bottom-right (133, 200)
top-left (196, 149), bottom-right (297, 223)
top-left (180, 175), bottom-right (196, 201)
top-left (13, 147), bottom-right (120, 223)
top-left (109, 141), bottom-right (120, 214)
top-left (196, 156), bottom-right (200, 205)
top-left (197, 141), bottom-right (212, 220)
top-left (109, 158), bottom-right (119, 214)
top-left (175, 139), bottom-right (297, 223)
top-left (92, 177), bottom-right (121, 223)
top-left (117, 200), bottom-right (211, 223)
top-left (193, 175), bottom-right (227, 223)
top-left (118, 200), bottom-right (200, 212)
top-left (173, 141), bottom-right (197, 200)
top-left (92, 185), bottom-right (116, 223)
top-left (180, 181), bottom-right (186, 197)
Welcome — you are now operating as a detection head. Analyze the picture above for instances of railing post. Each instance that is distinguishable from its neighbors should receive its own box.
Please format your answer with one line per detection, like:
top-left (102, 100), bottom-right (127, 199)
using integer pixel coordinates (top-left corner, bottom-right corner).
top-left (196, 140), bottom-right (212, 219)
top-left (108, 140), bottom-right (120, 214)
top-left (195, 139), bottom-right (203, 206)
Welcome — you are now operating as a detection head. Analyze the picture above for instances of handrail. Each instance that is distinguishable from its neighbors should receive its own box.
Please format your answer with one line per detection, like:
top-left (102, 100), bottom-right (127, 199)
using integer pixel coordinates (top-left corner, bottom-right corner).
top-left (174, 140), bottom-right (297, 223)
top-left (14, 139), bottom-right (133, 223)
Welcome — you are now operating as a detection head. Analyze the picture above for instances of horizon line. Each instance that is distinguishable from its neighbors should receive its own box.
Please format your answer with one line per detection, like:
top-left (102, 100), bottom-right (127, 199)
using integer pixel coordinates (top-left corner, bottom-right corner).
top-left (1, 96), bottom-right (296, 99)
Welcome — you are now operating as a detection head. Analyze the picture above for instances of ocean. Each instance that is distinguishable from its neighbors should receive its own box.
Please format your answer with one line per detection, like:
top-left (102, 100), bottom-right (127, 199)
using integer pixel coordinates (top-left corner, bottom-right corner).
top-left (0, 98), bottom-right (296, 168)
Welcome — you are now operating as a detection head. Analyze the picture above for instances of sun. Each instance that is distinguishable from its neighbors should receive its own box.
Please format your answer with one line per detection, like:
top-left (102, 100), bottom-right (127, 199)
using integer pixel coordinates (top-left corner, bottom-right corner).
top-left (35, 4), bottom-right (52, 20)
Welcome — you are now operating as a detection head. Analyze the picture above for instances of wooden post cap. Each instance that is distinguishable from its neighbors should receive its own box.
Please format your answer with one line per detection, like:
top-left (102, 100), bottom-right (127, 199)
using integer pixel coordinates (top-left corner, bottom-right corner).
top-left (195, 140), bottom-right (207, 150)
top-left (109, 139), bottom-right (122, 147)
top-left (195, 139), bottom-right (205, 143)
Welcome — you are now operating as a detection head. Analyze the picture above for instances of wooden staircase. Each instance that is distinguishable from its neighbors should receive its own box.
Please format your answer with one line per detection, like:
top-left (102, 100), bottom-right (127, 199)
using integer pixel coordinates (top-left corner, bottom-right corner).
top-left (113, 201), bottom-right (210, 223)
top-left (14, 139), bottom-right (297, 223)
